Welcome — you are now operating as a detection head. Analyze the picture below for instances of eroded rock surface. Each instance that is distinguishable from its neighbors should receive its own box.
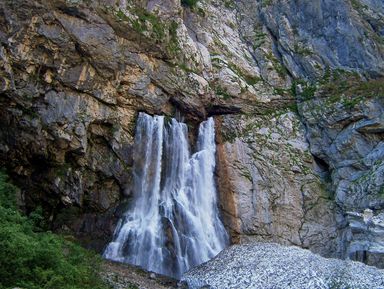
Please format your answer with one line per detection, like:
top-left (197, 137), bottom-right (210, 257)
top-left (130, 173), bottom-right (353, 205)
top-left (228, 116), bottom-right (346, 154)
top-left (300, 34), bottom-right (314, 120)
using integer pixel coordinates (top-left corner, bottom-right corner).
top-left (237, 0), bottom-right (384, 80)
top-left (347, 209), bottom-right (384, 268)
top-left (298, 80), bottom-right (384, 264)
top-left (216, 112), bottom-right (338, 257)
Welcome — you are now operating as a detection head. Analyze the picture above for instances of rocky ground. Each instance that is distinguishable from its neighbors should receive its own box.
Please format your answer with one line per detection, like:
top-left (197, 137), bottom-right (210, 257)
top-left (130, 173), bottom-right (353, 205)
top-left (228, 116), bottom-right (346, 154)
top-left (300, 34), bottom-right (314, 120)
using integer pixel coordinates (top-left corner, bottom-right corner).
top-left (100, 260), bottom-right (179, 289)
top-left (182, 242), bottom-right (384, 289)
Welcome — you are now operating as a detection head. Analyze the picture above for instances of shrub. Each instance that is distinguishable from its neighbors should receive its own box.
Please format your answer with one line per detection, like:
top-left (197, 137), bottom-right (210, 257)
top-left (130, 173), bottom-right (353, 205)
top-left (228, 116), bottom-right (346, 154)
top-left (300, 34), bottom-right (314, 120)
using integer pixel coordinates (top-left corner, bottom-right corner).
top-left (181, 0), bottom-right (199, 8)
top-left (0, 171), bottom-right (110, 289)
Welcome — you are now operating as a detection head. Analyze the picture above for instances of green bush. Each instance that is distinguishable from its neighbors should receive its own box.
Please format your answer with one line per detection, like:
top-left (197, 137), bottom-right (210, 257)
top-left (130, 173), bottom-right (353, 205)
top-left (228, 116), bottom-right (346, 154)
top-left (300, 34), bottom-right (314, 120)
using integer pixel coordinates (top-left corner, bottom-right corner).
top-left (0, 171), bottom-right (110, 289)
top-left (0, 172), bottom-right (18, 210)
top-left (181, 0), bottom-right (199, 8)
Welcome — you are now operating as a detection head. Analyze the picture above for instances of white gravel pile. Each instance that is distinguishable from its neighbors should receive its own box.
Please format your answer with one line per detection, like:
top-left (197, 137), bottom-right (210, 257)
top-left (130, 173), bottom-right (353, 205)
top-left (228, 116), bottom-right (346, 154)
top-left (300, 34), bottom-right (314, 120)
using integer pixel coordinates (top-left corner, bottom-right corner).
top-left (182, 242), bottom-right (384, 289)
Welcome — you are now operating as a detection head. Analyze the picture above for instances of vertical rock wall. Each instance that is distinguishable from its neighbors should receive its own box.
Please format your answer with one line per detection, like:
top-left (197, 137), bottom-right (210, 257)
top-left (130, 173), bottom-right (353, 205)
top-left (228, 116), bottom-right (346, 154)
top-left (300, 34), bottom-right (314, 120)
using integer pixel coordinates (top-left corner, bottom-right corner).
top-left (216, 112), bottom-right (339, 257)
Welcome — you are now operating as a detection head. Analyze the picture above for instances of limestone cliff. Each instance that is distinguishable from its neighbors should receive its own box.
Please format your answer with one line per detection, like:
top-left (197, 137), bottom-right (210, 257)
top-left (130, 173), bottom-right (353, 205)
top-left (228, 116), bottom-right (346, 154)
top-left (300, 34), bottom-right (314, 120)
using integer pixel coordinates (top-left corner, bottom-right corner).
top-left (0, 0), bottom-right (383, 268)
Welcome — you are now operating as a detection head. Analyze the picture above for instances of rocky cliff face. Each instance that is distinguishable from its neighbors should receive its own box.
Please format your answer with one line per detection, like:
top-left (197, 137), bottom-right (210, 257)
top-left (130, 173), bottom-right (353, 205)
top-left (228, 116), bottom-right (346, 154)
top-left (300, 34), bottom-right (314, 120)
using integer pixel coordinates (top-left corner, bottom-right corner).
top-left (216, 112), bottom-right (338, 257)
top-left (0, 0), bottom-right (383, 267)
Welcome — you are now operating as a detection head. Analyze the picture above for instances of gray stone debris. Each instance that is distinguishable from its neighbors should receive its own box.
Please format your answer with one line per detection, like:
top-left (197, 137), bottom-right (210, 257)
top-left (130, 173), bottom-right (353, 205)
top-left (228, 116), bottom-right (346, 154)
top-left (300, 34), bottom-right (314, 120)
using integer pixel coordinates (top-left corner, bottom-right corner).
top-left (182, 242), bottom-right (384, 289)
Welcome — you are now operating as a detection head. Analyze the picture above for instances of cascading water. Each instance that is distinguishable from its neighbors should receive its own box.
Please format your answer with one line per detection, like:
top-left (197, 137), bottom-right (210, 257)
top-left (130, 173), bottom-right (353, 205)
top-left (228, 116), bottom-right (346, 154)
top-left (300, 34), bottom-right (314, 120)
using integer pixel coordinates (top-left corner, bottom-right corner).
top-left (103, 112), bottom-right (228, 279)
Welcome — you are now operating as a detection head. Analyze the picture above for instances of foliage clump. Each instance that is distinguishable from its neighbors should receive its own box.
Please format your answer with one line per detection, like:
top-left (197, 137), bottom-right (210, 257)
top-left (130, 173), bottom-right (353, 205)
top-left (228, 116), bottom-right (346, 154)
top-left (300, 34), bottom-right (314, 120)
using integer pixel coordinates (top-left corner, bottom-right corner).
top-left (319, 69), bottom-right (384, 100)
top-left (181, 0), bottom-right (199, 8)
top-left (114, 7), bottom-right (180, 57)
top-left (0, 171), bottom-right (110, 289)
top-left (292, 68), bottom-right (384, 106)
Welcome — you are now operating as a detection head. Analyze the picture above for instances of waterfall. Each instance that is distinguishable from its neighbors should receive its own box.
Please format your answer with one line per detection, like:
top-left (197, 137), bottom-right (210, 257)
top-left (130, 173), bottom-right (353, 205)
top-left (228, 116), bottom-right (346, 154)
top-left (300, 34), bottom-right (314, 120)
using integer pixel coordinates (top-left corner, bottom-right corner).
top-left (103, 112), bottom-right (229, 279)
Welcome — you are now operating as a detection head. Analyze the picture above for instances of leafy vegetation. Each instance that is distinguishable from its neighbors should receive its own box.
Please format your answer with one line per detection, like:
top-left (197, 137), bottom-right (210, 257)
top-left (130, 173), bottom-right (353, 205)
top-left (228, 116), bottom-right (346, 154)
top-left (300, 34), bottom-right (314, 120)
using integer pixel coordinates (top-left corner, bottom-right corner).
top-left (0, 171), bottom-right (110, 289)
top-left (293, 43), bottom-right (313, 56)
top-left (314, 70), bottom-right (383, 110)
top-left (181, 0), bottom-right (199, 8)
top-left (252, 30), bottom-right (268, 49)
top-left (177, 62), bottom-right (198, 74)
top-left (167, 20), bottom-right (181, 56)
top-left (227, 62), bottom-right (262, 86)
top-left (114, 7), bottom-right (181, 57)
top-left (224, 0), bottom-right (236, 9)
top-left (350, 0), bottom-right (369, 12)
top-left (261, 0), bottom-right (273, 7)
top-left (265, 52), bottom-right (289, 78)
top-left (319, 70), bottom-right (384, 99)
top-left (215, 85), bottom-right (232, 100)
top-left (126, 7), bottom-right (166, 41)
top-left (115, 8), bottom-right (130, 22)
top-left (291, 80), bottom-right (317, 101)
top-left (292, 68), bottom-right (383, 109)
top-left (379, 185), bottom-right (384, 198)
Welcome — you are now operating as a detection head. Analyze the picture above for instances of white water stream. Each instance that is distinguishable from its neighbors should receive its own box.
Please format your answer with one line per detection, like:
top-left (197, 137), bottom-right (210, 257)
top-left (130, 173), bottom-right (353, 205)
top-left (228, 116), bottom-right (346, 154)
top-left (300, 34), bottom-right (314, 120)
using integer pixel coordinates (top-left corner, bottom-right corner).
top-left (103, 113), bottom-right (228, 278)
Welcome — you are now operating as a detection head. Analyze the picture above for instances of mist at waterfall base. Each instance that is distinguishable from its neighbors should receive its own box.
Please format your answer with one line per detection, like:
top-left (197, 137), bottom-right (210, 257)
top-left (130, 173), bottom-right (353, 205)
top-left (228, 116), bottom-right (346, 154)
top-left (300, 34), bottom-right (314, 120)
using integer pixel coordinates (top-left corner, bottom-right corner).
top-left (103, 113), bottom-right (229, 279)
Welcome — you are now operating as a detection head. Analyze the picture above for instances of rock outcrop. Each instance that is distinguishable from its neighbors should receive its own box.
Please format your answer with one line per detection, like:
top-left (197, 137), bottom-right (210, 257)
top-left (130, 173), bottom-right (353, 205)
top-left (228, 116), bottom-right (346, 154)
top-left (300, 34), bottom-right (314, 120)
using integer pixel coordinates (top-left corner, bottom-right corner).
top-left (216, 112), bottom-right (338, 257)
top-left (182, 242), bottom-right (384, 289)
top-left (347, 209), bottom-right (384, 267)
top-left (237, 0), bottom-right (384, 80)
top-left (298, 75), bottom-right (384, 264)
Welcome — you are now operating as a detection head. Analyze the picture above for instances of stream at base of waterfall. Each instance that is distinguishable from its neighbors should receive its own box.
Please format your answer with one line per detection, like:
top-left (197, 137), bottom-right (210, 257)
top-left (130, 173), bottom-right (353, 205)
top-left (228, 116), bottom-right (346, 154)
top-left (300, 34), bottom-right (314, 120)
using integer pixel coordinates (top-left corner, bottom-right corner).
top-left (103, 113), bottom-right (229, 279)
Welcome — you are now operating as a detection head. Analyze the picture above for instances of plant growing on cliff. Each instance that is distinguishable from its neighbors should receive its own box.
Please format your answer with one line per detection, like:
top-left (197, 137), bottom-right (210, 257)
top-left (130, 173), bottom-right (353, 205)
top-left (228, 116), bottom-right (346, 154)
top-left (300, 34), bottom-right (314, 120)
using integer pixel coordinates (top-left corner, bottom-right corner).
top-left (379, 185), bottom-right (384, 198)
top-left (261, 0), bottom-right (273, 7)
top-left (215, 85), bottom-right (232, 100)
top-left (350, 0), bottom-right (369, 12)
top-left (291, 80), bottom-right (317, 100)
top-left (293, 42), bottom-right (313, 56)
top-left (128, 7), bottom-right (166, 41)
top-left (265, 52), bottom-right (289, 78)
top-left (181, 0), bottom-right (199, 8)
top-left (0, 171), bottom-right (110, 289)
top-left (115, 6), bottom-right (181, 58)
top-left (317, 70), bottom-right (384, 108)
top-left (167, 20), bottom-right (181, 57)
top-left (228, 62), bottom-right (261, 86)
